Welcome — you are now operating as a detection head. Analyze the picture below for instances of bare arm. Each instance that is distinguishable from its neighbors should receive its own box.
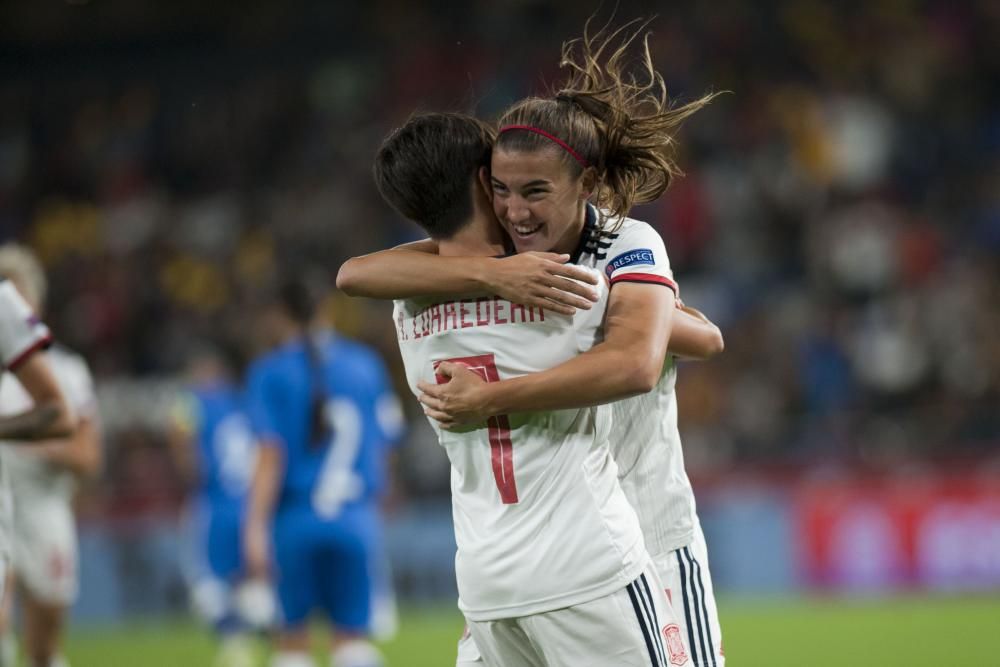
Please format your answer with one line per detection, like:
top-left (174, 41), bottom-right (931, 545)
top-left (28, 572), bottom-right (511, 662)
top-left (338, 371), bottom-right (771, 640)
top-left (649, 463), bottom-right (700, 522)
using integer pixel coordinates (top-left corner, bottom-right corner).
top-left (336, 241), bottom-right (599, 316)
top-left (667, 305), bottom-right (724, 360)
top-left (336, 239), bottom-right (447, 297)
top-left (420, 283), bottom-right (675, 425)
top-left (165, 423), bottom-right (198, 490)
top-left (29, 415), bottom-right (101, 478)
top-left (0, 354), bottom-right (74, 440)
top-left (165, 397), bottom-right (200, 490)
top-left (243, 443), bottom-right (283, 579)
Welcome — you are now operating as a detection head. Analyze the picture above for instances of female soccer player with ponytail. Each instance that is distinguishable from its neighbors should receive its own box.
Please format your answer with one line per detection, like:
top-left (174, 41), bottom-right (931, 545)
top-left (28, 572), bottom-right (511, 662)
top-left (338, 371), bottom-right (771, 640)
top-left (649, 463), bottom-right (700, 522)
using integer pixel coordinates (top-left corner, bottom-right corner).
top-left (244, 271), bottom-right (404, 667)
top-left (342, 18), bottom-right (725, 667)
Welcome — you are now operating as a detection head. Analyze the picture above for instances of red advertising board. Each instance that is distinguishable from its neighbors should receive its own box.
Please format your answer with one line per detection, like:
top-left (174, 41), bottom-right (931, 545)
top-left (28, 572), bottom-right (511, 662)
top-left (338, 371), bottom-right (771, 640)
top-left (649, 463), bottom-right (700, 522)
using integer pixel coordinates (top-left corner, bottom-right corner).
top-left (795, 472), bottom-right (1000, 591)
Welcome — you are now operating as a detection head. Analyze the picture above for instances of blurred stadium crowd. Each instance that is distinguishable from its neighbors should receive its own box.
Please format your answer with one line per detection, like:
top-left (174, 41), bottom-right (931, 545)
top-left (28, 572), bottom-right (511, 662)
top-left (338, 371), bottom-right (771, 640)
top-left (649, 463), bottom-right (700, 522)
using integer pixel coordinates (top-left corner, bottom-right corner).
top-left (0, 0), bottom-right (997, 526)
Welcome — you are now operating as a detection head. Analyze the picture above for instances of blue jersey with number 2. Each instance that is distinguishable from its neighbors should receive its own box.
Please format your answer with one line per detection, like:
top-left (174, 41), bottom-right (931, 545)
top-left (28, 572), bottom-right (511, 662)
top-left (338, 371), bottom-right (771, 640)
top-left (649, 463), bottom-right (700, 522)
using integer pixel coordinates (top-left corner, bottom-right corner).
top-left (245, 332), bottom-right (404, 630)
top-left (246, 332), bottom-right (403, 516)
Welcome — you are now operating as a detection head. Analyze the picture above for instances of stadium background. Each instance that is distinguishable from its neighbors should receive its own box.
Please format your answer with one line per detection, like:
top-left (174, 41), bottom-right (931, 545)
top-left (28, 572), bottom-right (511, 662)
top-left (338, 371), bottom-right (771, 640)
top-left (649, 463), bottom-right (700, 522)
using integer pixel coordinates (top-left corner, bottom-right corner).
top-left (1, 0), bottom-right (998, 665)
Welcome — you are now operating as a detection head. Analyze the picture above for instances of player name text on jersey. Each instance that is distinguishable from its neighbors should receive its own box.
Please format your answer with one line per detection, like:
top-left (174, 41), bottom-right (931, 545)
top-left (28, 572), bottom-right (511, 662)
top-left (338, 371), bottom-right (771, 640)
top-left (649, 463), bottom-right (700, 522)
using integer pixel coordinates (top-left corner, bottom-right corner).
top-left (396, 296), bottom-right (545, 342)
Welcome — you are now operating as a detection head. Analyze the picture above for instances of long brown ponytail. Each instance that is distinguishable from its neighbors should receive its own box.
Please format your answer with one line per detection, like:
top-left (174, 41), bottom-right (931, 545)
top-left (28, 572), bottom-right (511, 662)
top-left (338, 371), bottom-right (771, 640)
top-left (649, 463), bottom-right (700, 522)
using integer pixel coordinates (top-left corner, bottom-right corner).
top-left (496, 18), bottom-right (720, 224)
top-left (279, 271), bottom-right (332, 449)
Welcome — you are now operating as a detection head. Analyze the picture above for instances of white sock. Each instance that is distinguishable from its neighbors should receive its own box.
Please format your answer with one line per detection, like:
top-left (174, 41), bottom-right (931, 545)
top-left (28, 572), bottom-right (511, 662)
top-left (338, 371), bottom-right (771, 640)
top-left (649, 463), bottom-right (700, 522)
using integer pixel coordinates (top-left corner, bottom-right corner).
top-left (215, 635), bottom-right (254, 667)
top-left (270, 651), bottom-right (316, 667)
top-left (50, 656), bottom-right (71, 667)
top-left (331, 639), bottom-right (383, 667)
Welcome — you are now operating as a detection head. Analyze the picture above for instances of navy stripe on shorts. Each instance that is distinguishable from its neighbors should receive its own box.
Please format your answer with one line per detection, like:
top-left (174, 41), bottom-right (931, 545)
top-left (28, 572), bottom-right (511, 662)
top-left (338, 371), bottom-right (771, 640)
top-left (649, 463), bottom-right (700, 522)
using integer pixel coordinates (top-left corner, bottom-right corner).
top-left (626, 578), bottom-right (664, 667)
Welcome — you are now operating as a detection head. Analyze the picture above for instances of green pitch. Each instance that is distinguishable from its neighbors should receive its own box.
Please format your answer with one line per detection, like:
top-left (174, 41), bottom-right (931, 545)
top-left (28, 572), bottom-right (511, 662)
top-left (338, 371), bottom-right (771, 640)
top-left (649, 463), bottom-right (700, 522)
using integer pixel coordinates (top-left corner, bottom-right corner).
top-left (62, 596), bottom-right (998, 667)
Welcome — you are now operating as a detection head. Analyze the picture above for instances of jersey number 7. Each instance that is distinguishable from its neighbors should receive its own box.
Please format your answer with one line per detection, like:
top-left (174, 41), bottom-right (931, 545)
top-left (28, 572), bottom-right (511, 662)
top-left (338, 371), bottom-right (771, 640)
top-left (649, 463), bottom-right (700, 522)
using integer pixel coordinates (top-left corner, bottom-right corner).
top-left (435, 354), bottom-right (518, 504)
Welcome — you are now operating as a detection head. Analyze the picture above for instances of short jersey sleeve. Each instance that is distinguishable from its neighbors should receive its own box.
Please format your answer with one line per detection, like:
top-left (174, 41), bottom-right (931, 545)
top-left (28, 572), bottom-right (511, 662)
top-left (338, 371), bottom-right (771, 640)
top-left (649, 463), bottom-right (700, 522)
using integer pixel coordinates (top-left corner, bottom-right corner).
top-left (0, 280), bottom-right (52, 370)
top-left (602, 220), bottom-right (678, 296)
top-left (245, 359), bottom-right (286, 450)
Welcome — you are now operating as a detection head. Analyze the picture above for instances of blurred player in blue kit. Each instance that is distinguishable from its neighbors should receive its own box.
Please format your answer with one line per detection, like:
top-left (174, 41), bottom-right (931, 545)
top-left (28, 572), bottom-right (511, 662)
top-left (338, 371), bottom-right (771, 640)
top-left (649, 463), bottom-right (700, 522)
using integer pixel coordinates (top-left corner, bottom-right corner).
top-left (168, 346), bottom-right (262, 667)
top-left (242, 271), bottom-right (404, 667)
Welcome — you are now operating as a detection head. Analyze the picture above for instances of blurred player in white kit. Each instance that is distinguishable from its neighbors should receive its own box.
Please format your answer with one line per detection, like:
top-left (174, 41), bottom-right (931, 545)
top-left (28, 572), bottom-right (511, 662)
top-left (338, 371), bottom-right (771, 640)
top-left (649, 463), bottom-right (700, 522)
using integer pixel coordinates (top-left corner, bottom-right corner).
top-left (0, 244), bottom-right (98, 667)
top-left (0, 250), bottom-right (75, 645)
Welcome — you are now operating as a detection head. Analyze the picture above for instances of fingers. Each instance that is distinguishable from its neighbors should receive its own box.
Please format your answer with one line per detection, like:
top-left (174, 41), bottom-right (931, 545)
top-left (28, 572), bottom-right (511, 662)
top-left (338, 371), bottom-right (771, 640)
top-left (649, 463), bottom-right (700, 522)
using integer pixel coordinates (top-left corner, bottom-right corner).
top-left (516, 291), bottom-right (586, 316)
top-left (547, 261), bottom-right (599, 286)
top-left (541, 268), bottom-right (599, 305)
top-left (422, 404), bottom-right (458, 430)
top-left (418, 391), bottom-right (446, 412)
top-left (417, 383), bottom-right (448, 406)
top-left (539, 299), bottom-right (576, 316)
top-left (523, 267), bottom-right (601, 313)
top-left (422, 404), bottom-right (449, 420)
top-left (547, 276), bottom-right (599, 304)
top-left (534, 284), bottom-right (593, 312)
top-left (512, 293), bottom-right (575, 315)
top-left (517, 252), bottom-right (599, 289)
top-left (536, 252), bottom-right (571, 264)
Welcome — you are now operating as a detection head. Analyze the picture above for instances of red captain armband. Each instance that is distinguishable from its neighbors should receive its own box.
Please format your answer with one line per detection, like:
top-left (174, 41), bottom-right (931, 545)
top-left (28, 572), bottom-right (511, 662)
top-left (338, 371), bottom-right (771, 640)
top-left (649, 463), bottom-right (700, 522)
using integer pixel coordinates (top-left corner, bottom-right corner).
top-left (607, 272), bottom-right (680, 297)
top-left (6, 333), bottom-right (52, 371)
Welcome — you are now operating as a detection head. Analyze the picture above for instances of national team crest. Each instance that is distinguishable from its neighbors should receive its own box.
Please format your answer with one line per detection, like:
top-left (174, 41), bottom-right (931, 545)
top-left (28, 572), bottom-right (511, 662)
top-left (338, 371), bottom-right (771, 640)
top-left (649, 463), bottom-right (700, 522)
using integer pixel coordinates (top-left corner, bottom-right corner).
top-left (662, 624), bottom-right (689, 665)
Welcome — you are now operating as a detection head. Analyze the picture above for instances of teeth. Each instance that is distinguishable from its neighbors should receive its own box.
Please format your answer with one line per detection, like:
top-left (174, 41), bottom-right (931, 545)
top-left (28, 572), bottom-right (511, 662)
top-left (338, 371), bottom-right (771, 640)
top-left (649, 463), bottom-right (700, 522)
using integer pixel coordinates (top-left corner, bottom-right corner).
top-left (513, 223), bottom-right (542, 235)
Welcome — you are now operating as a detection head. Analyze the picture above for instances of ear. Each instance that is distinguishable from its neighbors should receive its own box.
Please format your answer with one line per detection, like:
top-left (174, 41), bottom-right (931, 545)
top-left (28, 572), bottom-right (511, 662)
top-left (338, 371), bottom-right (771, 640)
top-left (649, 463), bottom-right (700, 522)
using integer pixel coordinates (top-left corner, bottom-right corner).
top-left (579, 167), bottom-right (598, 200)
top-left (478, 166), bottom-right (494, 202)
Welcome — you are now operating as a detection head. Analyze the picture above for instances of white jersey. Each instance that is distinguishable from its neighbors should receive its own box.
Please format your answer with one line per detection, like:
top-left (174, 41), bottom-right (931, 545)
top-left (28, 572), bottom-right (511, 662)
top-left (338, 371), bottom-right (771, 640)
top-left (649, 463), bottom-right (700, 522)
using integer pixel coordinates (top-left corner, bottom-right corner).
top-left (0, 279), bottom-right (53, 558)
top-left (1, 344), bottom-right (98, 502)
top-left (393, 274), bottom-right (648, 621)
top-left (574, 208), bottom-right (698, 557)
top-left (0, 279), bottom-right (51, 374)
top-left (1, 344), bottom-right (95, 606)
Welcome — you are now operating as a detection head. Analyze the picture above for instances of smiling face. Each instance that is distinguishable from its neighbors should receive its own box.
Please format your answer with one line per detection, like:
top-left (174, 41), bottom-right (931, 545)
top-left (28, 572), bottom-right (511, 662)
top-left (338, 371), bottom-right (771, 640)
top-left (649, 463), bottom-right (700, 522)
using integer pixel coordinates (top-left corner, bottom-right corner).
top-left (489, 147), bottom-right (594, 255)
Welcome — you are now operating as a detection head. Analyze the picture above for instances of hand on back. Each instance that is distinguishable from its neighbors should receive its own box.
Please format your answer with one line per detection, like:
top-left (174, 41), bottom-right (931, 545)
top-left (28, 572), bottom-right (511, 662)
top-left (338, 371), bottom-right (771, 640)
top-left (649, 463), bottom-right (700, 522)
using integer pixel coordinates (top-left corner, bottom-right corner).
top-left (485, 252), bottom-right (599, 316)
top-left (417, 362), bottom-right (491, 430)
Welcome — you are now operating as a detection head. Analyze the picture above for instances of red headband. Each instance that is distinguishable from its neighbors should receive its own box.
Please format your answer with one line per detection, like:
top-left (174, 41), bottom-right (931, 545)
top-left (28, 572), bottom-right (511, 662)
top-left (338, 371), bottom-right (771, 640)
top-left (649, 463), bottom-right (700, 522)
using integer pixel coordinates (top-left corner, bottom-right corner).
top-left (497, 125), bottom-right (589, 168)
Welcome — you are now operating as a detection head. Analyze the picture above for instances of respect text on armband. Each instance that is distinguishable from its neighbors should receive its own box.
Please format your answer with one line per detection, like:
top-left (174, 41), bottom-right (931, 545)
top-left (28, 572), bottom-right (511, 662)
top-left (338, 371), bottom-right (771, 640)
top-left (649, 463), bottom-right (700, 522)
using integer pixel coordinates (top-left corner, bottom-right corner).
top-left (605, 248), bottom-right (655, 277)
